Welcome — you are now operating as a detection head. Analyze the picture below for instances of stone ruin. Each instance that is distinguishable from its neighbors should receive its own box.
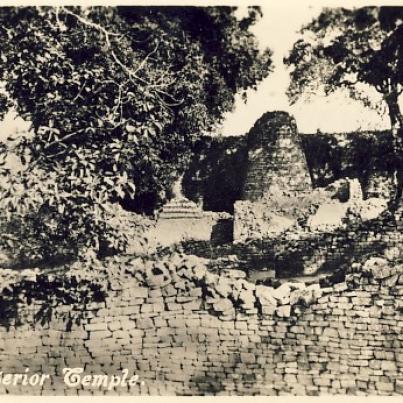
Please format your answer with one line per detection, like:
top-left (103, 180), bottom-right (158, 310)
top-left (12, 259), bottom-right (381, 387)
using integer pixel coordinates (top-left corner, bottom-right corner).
top-left (149, 175), bottom-right (230, 246)
top-left (234, 111), bottom-right (313, 241)
top-left (158, 175), bottom-right (204, 220)
top-left (151, 111), bottom-right (398, 278)
top-left (153, 111), bottom-right (314, 246)
top-left (232, 111), bottom-right (391, 243)
top-left (241, 111), bottom-right (312, 201)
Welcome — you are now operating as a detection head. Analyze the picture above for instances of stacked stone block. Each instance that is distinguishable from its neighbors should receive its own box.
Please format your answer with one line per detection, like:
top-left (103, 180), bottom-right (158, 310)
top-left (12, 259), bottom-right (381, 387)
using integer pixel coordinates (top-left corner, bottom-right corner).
top-left (234, 111), bottom-right (313, 241)
top-left (0, 254), bottom-right (402, 396)
top-left (241, 111), bottom-right (312, 201)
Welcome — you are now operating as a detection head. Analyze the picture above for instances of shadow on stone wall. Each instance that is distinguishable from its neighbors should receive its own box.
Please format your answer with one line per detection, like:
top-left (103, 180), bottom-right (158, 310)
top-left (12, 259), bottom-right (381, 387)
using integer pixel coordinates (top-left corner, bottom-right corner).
top-left (210, 219), bottom-right (233, 246)
top-left (0, 249), bottom-right (402, 395)
top-left (180, 210), bottom-right (400, 280)
top-left (179, 130), bottom-right (397, 214)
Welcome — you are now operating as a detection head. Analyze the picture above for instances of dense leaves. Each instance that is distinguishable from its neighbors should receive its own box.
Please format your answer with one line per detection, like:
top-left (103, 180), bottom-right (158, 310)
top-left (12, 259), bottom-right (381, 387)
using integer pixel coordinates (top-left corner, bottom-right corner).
top-left (0, 6), bottom-right (272, 262)
top-left (183, 136), bottom-right (248, 213)
top-left (284, 6), bottom-right (403, 205)
top-left (285, 7), bottom-right (403, 128)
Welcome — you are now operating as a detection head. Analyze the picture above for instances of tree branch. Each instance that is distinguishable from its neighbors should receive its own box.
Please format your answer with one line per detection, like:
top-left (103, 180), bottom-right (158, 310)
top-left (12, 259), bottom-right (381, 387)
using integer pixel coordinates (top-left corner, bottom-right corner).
top-left (43, 128), bottom-right (86, 151)
top-left (60, 8), bottom-right (144, 83)
top-left (132, 41), bottom-right (160, 76)
top-left (59, 7), bottom-right (184, 105)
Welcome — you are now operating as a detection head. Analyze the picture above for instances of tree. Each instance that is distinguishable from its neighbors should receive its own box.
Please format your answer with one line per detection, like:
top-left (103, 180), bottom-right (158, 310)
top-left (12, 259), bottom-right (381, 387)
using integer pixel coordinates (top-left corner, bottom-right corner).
top-left (0, 6), bottom-right (272, 262)
top-left (284, 7), bottom-right (403, 206)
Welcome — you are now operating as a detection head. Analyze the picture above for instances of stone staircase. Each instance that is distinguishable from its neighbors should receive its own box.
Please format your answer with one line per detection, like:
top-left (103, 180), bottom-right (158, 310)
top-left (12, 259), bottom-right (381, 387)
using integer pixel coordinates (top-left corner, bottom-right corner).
top-left (158, 197), bottom-right (203, 219)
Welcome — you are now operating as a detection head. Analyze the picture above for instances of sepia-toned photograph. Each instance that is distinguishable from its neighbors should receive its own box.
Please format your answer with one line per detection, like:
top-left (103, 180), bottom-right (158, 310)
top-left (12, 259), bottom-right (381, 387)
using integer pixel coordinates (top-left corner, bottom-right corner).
top-left (0, 1), bottom-right (402, 396)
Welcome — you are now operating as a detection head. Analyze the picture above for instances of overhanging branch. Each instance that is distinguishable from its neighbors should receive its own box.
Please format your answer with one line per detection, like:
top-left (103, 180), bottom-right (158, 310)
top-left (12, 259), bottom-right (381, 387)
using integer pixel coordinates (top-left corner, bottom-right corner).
top-left (58, 7), bottom-right (184, 106)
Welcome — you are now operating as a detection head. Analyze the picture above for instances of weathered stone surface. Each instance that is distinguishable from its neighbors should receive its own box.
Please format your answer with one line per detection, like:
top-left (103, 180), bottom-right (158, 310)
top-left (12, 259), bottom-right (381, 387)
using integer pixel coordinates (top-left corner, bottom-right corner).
top-left (239, 289), bottom-right (256, 308)
top-left (215, 278), bottom-right (232, 298)
top-left (222, 268), bottom-right (246, 279)
top-left (234, 201), bottom-right (296, 241)
top-left (0, 252), bottom-right (402, 396)
top-left (289, 289), bottom-right (303, 305)
top-left (255, 285), bottom-right (277, 306)
top-left (271, 283), bottom-right (291, 304)
top-left (363, 257), bottom-right (389, 278)
top-left (242, 111), bottom-right (312, 201)
top-left (307, 179), bottom-right (387, 233)
top-left (354, 198), bottom-right (388, 221)
top-left (276, 305), bottom-right (291, 318)
top-left (213, 298), bottom-right (233, 313)
top-left (308, 202), bottom-right (349, 232)
top-left (396, 380), bottom-right (403, 394)
top-left (384, 247), bottom-right (402, 262)
top-left (234, 111), bottom-right (312, 241)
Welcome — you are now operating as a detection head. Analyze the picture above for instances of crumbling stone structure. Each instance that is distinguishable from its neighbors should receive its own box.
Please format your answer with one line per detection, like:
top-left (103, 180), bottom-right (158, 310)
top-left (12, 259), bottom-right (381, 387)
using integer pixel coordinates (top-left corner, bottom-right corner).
top-left (234, 111), bottom-right (313, 241)
top-left (0, 253), bottom-right (402, 396)
top-left (150, 176), bottom-right (231, 246)
top-left (241, 111), bottom-right (312, 201)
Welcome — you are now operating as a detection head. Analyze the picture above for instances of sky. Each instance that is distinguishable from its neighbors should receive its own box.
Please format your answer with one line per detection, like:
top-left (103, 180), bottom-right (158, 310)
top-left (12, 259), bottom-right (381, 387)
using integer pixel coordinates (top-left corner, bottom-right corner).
top-left (219, 4), bottom-right (392, 136)
top-left (0, 2), bottom-right (398, 139)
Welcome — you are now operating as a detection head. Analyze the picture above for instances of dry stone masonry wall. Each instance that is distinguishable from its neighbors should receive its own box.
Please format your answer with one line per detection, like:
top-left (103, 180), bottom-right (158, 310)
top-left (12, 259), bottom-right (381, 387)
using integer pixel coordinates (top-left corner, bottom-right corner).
top-left (0, 253), bottom-right (402, 396)
top-left (241, 111), bottom-right (312, 201)
top-left (0, 111), bottom-right (401, 396)
top-left (234, 111), bottom-right (312, 242)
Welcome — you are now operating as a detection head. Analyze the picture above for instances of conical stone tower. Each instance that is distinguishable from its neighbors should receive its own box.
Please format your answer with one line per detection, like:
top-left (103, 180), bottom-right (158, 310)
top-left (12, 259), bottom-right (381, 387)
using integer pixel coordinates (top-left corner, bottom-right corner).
top-left (234, 111), bottom-right (313, 242)
top-left (242, 111), bottom-right (312, 201)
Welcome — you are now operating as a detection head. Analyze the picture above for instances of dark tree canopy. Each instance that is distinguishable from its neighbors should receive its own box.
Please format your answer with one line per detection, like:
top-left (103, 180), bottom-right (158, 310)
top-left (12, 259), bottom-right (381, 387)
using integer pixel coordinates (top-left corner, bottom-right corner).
top-left (285, 7), bottom-right (403, 131)
top-left (285, 6), bottom-right (403, 206)
top-left (0, 6), bottom-right (272, 261)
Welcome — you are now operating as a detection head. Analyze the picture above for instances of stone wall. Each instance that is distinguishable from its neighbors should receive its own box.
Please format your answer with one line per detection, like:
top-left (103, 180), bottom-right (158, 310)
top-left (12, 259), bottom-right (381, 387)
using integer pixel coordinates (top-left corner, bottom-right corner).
top-left (233, 200), bottom-right (295, 242)
top-left (241, 111), bottom-right (312, 201)
top-left (144, 212), bottom-right (232, 247)
top-left (0, 254), bottom-right (402, 396)
top-left (233, 111), bottom-right (313, 242)
top-left (230, 174), bottom-right (401, 276)
top-left (180, 129), bottom-right (396, 214)
top-left (197, 213), bottom-right (401, 278)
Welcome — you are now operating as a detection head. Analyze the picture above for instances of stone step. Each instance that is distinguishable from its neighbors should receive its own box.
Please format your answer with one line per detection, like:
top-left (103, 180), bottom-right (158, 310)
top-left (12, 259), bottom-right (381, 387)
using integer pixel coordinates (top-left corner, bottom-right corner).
top-left (158, 196), bottom-right (203, 219)
top-left (159, 214), bottom-right (203, 219)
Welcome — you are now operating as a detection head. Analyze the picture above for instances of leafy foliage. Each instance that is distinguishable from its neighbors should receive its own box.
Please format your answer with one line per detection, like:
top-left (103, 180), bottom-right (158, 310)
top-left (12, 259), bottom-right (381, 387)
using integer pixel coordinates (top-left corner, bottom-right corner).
top-left (183, 136), bottom-right (248, 213)
top-left (285, 7), bottom-right (403, 130)
top-left (0, 253), bottom-right (121, 329)
top-left (285, 7), bottom-right (403, 206)
top-left (0, 6), bottom-right (272, 262)
top-left (301, 130), bottom-right (396, 189)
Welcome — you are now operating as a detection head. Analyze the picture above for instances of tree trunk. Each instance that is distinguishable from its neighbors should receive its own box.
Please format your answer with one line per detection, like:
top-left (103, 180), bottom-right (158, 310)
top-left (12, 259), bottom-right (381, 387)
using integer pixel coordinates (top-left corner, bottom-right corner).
top-left (385, 90), bottom-right (403, 137)
top-left (384, 90), bottom-right (403, 211)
